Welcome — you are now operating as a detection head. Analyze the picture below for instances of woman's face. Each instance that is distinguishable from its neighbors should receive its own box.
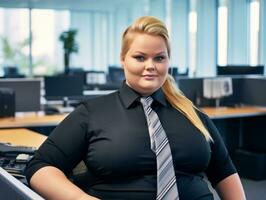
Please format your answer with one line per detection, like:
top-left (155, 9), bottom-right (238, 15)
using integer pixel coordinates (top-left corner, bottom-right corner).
top-left (121, 33), bottom-right (169, 96)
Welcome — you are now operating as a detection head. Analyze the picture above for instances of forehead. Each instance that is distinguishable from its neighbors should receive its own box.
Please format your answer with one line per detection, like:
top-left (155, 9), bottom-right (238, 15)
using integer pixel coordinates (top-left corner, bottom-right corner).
top-left (128, 33), bottom-right (167, 53)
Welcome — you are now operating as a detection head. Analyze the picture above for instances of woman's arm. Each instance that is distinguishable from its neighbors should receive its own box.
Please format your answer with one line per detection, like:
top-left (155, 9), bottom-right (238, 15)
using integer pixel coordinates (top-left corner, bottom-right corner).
top-left (30, 166), bottom-right (99, 200)
top-left (216, 173), bottom-right (246, 200)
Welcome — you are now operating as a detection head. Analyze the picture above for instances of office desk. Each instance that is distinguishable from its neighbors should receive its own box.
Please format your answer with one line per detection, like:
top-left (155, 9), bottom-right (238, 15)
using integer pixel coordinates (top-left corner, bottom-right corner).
top-left (0, 128), bottom-right (86, 183)
top-left (201, 106), bottom-right (266, 119)
top-left (0, 106), bottom-right (266, 148)
top-left (199, 106), bottom-right (266, 153)
top-left (1, 108), bottom-right (265, 180)
top-left (0, 128), bottom-right (46, 148)
top-left (0, 106), bottom-right (264, 149)
top-left (1, 106), bottom-right (266, 129)
top-left (0, 112), bottom-right (67, 129)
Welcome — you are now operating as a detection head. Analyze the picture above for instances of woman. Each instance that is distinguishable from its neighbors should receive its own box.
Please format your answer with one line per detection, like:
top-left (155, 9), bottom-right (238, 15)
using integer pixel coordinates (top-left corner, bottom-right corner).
top-left (26, 16), bottom-right (246, 200)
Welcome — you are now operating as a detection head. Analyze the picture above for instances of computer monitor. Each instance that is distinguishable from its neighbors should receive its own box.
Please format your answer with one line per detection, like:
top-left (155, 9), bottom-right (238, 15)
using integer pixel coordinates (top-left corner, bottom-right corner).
top-left (44, 74), bottom-right (84, 101)
top-left (108, 66), bottom-right (125, 84)
top-left (3, 66), bottom-right (25, 78)
top-left (85, 71), bottom-right (106, 84)
top-left (203, 77), bottom-right (233, 107)
top-left (168, 67), bottom-right (178, 77)
top-left (0, 78), bottom-right (41, 112)
top-left (0, 167), bottom-right (44, 200)
top-left (217, 65), bottom-right (264, 76)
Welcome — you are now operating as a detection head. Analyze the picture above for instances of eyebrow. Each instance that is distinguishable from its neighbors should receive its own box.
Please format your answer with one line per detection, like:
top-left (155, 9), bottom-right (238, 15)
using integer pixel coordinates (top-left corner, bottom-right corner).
top-left (133, 51), bottom-right (167, 56)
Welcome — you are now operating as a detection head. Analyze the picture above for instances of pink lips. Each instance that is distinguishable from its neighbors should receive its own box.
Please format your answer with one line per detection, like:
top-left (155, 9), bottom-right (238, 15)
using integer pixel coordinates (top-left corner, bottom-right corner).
top-left (142, 74), bottom-right (158, 80)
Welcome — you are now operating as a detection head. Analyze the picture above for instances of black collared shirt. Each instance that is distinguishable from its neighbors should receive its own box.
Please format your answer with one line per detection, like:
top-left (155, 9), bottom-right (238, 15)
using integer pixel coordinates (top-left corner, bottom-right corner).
top-left (26, 83), bottom-right (236, 200)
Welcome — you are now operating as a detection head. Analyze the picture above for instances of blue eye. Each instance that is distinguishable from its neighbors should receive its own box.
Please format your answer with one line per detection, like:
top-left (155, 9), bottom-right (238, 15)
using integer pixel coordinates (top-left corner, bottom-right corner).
top-left (133, 55), bottom-right (145, 62)
top-left (154, 56), bottom-right (165, 62)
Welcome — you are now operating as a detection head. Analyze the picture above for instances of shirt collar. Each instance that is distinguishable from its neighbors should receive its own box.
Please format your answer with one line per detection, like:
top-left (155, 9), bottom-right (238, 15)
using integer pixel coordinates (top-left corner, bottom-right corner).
top-left (151, 88), bottom-right (167, 107)
top-left (118, 82), bottom-right (168, 109)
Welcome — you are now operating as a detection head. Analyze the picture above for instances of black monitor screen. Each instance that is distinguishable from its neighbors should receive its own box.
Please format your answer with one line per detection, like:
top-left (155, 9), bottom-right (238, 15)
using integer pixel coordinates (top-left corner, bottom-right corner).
top-left (108, 66), bottom-right (125, 84)
top-left (0, 78), bottom-right (41, 112)
top-left (217, 65), bottom-right (264, 76)
top-left (168, 67), bottom-right (178, 77)
top-left (0, 167), bottom-right (44, 200)
top-left (44, 75), bottom-right (84, 100)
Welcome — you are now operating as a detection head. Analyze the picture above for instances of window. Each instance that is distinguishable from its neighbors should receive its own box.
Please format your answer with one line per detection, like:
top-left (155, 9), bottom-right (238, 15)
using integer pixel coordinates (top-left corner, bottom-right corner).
top-left (217, 6), bottom-right (228, 66)
top-left (32, 9), bottom-right (70, 75)
top-left (0, 8), bottom-right (70, 76)
top-left (249, 0), bottom-right (260, 66)
top-left (188, 10), bottom-right (197, 76)
top-left (0, 8), bottom-right (29, 76)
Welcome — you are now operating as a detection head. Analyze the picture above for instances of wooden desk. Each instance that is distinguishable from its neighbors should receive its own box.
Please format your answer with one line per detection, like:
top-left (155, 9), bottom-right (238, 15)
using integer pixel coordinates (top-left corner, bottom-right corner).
top-left (0, 128), bottom-right (46, 148)
top-left (200, 106), bottom-right (266, 152)
top-left (0, 112), bottom-right (67, 129)
top-left (0, 106), bottom-right (266, 129)
top-left (201, 106), bottom-right (266, 119)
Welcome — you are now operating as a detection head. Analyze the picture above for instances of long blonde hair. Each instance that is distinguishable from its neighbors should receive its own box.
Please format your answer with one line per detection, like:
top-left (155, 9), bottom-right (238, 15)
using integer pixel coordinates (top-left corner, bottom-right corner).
top-left (121, 16), bottom-right (212, 141)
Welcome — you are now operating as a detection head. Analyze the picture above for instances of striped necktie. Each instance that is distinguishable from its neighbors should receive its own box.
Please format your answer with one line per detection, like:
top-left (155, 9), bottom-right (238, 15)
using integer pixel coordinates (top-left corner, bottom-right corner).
top-left (141, 96), bottom-right (179, 200)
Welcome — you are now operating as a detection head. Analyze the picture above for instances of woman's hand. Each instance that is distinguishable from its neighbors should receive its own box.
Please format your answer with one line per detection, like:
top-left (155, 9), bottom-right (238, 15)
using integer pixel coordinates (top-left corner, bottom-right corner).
top-left (30, 166), bottom-right (100, 200)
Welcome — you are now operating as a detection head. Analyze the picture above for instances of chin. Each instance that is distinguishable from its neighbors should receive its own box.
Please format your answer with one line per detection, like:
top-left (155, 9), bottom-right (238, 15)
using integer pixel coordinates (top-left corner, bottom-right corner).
top-left (139, 85), bottom-right (160, 95)
top-left (128, 80), bottom-right (163, 95)
top-left (144, 82), bottom-right (162, 89)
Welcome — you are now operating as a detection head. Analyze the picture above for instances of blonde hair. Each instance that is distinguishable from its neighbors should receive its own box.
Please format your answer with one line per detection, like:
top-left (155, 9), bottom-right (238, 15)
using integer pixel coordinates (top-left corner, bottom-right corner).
top-left (121, 16), bottom-right (212, 141)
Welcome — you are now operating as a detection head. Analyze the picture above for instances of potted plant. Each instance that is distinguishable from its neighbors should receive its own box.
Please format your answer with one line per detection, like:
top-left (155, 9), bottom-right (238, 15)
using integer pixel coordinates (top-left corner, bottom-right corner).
top-left (59, 29), bottom-right (79, 74)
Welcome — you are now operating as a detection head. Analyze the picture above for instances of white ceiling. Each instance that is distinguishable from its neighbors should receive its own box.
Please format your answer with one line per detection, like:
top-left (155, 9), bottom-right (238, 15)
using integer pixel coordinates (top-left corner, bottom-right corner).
top-left (0, 0), bottom-right (137, 11)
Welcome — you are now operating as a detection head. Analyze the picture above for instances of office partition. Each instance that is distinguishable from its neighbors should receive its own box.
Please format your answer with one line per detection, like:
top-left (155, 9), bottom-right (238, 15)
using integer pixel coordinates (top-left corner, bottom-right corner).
top-left (217, 65), bottom-right (264, 76)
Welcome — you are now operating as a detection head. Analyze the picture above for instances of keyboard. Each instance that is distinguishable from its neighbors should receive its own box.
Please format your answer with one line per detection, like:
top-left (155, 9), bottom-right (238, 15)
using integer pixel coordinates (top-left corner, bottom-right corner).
top-left (0, 143), bottom-right (36, 156)
top-left (0, 143), bottom-right (36, 185)
top-left (0, 156), bottom-right (27, 175)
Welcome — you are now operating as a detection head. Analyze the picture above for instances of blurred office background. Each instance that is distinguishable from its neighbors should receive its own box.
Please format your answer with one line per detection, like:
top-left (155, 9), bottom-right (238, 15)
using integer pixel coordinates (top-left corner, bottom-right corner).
top-left (0, 1), bottom-right (266, 199)
top-left (0, 0), bottom-right (265, 77)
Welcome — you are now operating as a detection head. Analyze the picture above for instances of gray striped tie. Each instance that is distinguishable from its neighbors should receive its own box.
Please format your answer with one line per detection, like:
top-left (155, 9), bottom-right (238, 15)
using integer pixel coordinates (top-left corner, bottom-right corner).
top-left (141, 96), bottom-right (179, 200)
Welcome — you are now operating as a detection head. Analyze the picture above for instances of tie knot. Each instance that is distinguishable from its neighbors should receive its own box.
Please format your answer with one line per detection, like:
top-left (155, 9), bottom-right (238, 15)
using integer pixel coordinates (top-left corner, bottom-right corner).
top-left (140, 96), bottom-right (153, 107)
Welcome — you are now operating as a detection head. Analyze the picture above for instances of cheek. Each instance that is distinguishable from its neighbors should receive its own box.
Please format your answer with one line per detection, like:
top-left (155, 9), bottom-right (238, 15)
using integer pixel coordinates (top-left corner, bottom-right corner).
top-left (124, 59), bottom-right (144, 75)
top-left (157, 64), bottom-right (169, 76)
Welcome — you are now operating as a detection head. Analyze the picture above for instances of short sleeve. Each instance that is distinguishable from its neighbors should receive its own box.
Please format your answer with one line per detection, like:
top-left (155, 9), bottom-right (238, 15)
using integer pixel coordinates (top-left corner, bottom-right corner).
top-left (25, 103), bottom-right (90, 183)
top-left (198, 111), bottom-right (237, 187)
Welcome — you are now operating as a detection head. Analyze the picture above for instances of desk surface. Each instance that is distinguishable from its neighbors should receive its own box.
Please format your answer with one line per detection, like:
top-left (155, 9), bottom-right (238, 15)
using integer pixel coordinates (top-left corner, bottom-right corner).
top-left (0, 128), bottom-right (46, 148)
top-left (0, 107), bottom-right (266, 148)
top-left (0, 106), bottom-right (266, 129)
top-left (201, 106), bottom-right (266, 119)
top-left (0, 112), bottom-right (67, 129)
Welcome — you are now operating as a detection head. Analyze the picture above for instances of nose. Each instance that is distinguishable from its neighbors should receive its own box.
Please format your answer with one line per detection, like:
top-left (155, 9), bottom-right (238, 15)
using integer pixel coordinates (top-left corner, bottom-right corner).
top-left (145, 59), bottom-right (155, 71)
